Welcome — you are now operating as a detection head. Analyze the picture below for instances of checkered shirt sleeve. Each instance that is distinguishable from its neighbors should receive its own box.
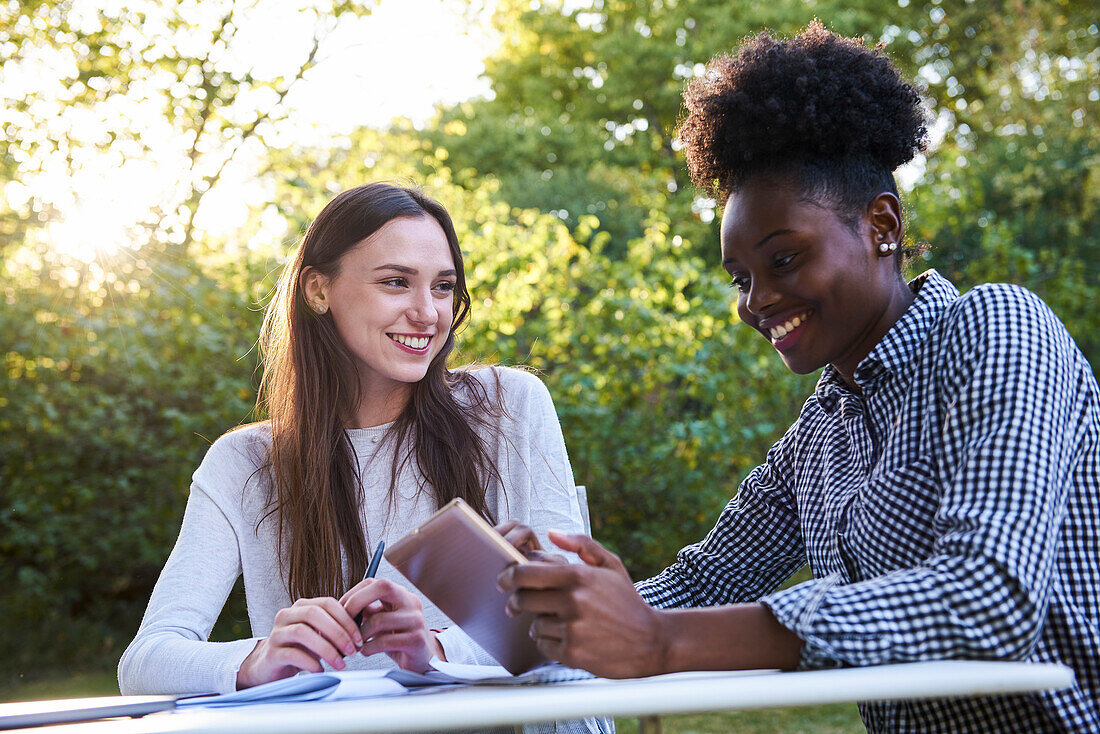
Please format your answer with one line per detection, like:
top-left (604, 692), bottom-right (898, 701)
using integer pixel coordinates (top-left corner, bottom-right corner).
top-left (635, 423), bottom-right (809, 609)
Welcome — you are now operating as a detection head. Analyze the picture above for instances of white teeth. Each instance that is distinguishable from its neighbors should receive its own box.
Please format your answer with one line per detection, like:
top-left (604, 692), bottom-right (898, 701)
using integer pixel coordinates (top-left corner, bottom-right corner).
top-left (768, 313), bottom-right (809, 341)
top-left (391, 334), bottom-right (429, 350)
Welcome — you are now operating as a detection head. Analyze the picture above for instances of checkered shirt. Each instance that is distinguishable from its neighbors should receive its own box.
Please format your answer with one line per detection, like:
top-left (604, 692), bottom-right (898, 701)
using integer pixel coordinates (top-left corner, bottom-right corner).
top-left (636, 270), bottom-right (1099, 732)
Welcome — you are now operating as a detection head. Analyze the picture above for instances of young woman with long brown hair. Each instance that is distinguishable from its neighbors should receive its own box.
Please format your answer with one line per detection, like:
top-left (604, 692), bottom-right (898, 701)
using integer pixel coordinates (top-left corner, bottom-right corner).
top-left (117, 183), bottom-right (591, 713)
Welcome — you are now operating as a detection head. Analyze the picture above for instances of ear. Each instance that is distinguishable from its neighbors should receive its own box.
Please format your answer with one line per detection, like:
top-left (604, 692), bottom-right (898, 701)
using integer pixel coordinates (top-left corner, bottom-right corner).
top-left (867, 192), bottom-right (903, 257)
top-left (300, 266), bottom-right (331, 314)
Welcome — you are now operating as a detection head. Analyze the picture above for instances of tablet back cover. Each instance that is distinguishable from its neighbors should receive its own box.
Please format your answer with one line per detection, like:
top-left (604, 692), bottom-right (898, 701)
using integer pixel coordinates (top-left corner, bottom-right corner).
top-left (385, 498), bottom-right (547, 674)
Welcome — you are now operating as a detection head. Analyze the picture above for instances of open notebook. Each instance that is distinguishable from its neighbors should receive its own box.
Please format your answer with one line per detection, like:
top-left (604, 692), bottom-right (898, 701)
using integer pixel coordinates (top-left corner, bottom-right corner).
top-left (177, 659), bottom-right (594, 708)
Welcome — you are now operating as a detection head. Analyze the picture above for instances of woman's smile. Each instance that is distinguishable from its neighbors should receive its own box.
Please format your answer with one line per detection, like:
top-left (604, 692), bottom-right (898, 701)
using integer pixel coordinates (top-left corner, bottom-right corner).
top-left (759, 309), bottom-right (813, 351)
top-left (388, 332), bottom-right (432, 353)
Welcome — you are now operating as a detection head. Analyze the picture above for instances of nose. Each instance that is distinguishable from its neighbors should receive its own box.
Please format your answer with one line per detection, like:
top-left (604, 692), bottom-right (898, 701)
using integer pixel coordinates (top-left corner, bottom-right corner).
top-left (744, 275), bottom-right (781, 316)
top-left (406, 287), bottom-right (438, 326)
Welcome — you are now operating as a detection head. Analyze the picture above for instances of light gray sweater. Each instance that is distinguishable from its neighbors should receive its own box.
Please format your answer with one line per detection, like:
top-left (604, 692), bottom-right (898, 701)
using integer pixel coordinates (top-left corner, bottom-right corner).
top-left (118, 367), bottom-right (586, 697)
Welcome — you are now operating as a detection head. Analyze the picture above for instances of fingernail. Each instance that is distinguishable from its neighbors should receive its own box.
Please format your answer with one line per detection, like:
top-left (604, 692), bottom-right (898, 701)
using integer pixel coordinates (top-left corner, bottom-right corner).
top-left (333, 658), bottom-right (346, 669)
top-left (344, 643), bottom-right (356, 655)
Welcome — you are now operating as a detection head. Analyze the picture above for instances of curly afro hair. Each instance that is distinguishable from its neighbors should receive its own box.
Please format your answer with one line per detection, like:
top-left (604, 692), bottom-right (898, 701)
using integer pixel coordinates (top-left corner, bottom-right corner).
top-left (679, 21), bottom-right (928, 223)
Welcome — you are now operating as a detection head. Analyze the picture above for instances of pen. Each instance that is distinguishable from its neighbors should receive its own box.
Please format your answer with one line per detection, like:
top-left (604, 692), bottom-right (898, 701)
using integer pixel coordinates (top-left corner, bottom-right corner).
top-left (353, 540), bottom-right (385, 627)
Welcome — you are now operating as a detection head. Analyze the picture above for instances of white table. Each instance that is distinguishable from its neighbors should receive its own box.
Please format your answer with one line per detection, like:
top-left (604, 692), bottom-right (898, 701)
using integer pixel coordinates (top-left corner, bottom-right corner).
top-left (10, 661), bottom-right (1074, 733)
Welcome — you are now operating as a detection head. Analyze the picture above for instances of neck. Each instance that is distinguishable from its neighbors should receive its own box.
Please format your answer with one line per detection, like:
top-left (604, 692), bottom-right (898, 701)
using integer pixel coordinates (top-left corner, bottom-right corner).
top-left (833, 275), bottom-right (915, 390)
top-left (351, 381), bottom-right (412, 428)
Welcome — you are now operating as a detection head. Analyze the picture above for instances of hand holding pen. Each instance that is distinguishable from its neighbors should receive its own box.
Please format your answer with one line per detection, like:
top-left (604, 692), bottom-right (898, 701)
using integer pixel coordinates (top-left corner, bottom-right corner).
top-left (340, 538), bottom-right (446, 673)
top-left (234, 541), bottom-right (385, 689)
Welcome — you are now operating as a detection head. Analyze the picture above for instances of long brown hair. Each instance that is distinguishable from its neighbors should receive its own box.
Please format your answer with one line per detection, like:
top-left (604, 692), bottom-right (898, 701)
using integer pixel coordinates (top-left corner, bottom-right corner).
top-left (256, 182), bottom-right (503, 601)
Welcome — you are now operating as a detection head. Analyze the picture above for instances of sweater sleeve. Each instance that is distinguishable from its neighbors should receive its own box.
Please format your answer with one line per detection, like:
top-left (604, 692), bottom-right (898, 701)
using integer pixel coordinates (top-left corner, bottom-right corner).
top-left (117, 441), bottom-right (261, 695)
top-left (499, 374), bottom-right (585, 550)
top-left (511, 369), bottom-right (585, 547)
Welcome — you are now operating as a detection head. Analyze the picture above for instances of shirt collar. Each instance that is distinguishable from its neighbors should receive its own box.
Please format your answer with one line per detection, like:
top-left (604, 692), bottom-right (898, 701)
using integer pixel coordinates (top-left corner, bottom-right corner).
top-left (814, 270), bottom-right (959, 411)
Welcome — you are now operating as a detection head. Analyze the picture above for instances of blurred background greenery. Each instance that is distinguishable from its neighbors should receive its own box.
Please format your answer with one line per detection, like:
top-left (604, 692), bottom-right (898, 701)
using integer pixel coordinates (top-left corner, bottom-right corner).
top-left (1, 1), bottom-right (1096, 722)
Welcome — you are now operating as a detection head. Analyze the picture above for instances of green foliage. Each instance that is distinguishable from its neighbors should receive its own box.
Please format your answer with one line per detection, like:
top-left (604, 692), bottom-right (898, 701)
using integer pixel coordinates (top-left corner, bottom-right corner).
top-left (421, 0), bottom-right (913, 258)
top-left (2, 0), bottom-right (1095, 683)
top-left (429, 0), bottom-right (1099, 363)
top-left (1, 0), bottom-right (378, 678)
top-left (0, 238), bottom-right (266, 677)
top-left (0, 0), bottom-right (378, 260)
top-left (898, 1), bottom-right (1099, 365)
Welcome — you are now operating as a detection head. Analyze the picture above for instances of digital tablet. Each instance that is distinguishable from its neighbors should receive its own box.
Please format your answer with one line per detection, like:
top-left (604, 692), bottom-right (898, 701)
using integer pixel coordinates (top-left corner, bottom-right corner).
top-left (384, 497), bottom-right (547, 674)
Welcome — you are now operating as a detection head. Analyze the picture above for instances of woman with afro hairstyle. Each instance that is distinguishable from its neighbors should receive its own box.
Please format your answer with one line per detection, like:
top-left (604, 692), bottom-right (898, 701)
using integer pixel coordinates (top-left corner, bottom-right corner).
top-left (498, 22), bottom-right (1099, 732)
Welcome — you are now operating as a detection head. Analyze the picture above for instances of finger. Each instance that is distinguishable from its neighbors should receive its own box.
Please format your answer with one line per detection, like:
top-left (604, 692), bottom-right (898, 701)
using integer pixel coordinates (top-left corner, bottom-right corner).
top-left (269, 623), bottom-right (347, 669)
top-left (494, 520), bottom-right (522, 536)
top-left (529, 615), bottom-right (566, 643)
top-left (502, 525), bottom-right (543, 555)
top-left (344, 579), bottom-right (418, 618)
top-left (339, 576), bottom-right (398, 604)
top-left (278, 601), bottom-right (360, 654)
top-left (311, 596), bottom-right (363, 648)
top-left (358, 630), bottom-right (428, 659)
top-left (361, 609), bottom-right (427, 639)
top-left (533, 636), bottom-right (565, 665)
top-left (271, 646), bottom-right (327, 675)
top-left (548, 532), bottom-right (625, 572)
top-left (294, 601), bottom-right (361, 654)
top-left (339, 577), bottom-right (379, 605)
top-left (498, 561), bottom-right (582, 592)
top-left (526, 550), bottom-right (569, 564)
top-left (505, 588), bottom-right (573, 618)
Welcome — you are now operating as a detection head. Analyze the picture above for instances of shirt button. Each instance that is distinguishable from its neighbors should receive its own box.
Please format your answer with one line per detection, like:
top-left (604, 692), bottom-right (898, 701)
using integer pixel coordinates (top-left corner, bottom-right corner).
top-left (371, 435), bottom-right (380, 443)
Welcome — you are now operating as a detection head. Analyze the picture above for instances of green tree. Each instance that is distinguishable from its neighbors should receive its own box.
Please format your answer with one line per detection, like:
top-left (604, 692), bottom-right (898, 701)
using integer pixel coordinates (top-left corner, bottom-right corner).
top-left (894, 2), bottom-right (1099, 365)
top-left (1, 0), bottom-right (377, 258)
top-left (1, 0), bottom-right (379, 679)
top-left (424, 1), bottom-right (909, 257)
top-left (427, 0), bottom-right (1098, 362)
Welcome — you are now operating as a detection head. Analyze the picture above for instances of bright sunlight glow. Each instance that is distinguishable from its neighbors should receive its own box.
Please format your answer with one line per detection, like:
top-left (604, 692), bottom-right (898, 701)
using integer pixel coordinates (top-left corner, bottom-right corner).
top-left (9, 0), bottom-right (496, 265)
top-left (41, 157), bottom-right (176, 263)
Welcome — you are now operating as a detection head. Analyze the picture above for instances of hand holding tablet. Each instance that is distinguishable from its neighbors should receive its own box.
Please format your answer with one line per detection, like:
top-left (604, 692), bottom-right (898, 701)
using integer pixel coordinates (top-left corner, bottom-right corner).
top-left (384, 498), bottom-right (547, 674)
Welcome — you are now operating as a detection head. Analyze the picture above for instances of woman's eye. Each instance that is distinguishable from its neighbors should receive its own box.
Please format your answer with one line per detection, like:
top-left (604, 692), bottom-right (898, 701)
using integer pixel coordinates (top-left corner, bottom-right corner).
top-left (381, 278), bottom-right (407, 288)
top-left (728, 276), bottom-right (750, 293)
top-left (774, 254), bottom-right (796, 268)
top-left (434, 281), bottom-right (456, 293)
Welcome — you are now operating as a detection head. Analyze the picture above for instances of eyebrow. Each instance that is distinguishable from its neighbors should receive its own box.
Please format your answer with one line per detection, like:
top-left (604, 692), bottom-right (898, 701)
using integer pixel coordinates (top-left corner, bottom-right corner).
top-left (721, 228), bottom-right (797, 266)
top-left (373, 264), bottom-right (457, 277)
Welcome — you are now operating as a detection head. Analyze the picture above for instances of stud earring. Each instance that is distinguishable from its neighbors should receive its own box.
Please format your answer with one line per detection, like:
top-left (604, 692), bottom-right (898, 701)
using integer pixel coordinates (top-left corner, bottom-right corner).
top-left (313, 303), bottom-right (327, 314)
top-left (878, 240), bottom-right (897, 255)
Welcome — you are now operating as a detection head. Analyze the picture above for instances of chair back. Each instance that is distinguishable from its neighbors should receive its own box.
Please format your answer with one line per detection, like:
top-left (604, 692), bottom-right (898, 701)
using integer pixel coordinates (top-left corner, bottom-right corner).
top-left (575, 485), bottom-right (592, 536)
